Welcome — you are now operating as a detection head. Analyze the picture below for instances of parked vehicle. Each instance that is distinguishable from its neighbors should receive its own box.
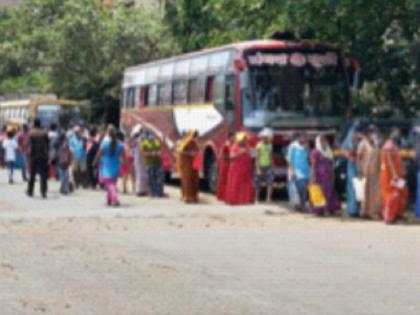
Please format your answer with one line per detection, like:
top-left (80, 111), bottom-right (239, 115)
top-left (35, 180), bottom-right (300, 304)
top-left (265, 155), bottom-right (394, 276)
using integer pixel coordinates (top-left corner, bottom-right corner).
top-left (0, 97), bottom-right (87, 129)
top-left (121, 39), bottom-right (361, 192)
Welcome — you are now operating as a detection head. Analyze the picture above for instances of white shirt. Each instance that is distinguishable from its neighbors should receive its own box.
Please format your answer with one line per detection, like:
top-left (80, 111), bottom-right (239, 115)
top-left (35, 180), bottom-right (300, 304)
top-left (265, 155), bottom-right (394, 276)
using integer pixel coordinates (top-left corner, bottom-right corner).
top-left (2, 138), bottom-right (18, 162)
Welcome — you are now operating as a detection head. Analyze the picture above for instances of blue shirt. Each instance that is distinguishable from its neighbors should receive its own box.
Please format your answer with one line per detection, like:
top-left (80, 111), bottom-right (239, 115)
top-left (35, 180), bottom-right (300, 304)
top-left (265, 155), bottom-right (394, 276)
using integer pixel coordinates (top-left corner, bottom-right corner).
top-left (287, 141), bottom-right (310, 179)
top-left (100, 140), bottom-right (123, 179)
top-left (69, 136), bottom-right (86, 161)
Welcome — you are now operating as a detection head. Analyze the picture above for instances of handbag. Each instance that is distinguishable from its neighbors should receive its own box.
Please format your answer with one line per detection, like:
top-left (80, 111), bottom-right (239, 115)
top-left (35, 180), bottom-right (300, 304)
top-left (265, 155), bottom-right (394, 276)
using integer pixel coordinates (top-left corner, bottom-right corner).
top-left (308, 184), bottom-right (327, 208)
top-left (352, 177), bottom-right (366, 202)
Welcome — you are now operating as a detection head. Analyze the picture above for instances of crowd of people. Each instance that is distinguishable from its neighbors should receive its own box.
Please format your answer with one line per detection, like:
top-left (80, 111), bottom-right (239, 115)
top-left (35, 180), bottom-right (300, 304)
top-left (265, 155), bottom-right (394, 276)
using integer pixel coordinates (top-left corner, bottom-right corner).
top-left (0, 120), bottom-right (419, 225)
top-left (212, 126), bottom-right (418, 225)
top-left (0, 120), bottom-right (165, 206)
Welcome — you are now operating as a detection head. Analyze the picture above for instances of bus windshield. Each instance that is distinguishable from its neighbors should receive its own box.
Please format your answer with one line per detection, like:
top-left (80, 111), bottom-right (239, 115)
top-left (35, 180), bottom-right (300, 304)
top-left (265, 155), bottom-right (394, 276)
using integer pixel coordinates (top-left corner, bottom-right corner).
top-left (242, 51), bottom-right (349, 128)
top-left (37, 104), bottom-right (82, 128)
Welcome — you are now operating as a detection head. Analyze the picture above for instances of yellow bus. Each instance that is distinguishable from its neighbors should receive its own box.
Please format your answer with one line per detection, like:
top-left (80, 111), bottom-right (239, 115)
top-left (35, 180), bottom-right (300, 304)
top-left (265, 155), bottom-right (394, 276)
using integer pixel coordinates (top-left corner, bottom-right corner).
top-left (0, 98), bottom-right (87, 129)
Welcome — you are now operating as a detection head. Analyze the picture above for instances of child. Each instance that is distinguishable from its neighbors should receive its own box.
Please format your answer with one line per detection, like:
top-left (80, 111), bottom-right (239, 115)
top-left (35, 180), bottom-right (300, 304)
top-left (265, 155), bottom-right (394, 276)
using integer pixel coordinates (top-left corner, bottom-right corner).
top-left (255, 128), bottom-right (274, 203)
top-left (3, 128), bottom-right (18, 184)
top-left (57, 134), bottom-right (73, 195)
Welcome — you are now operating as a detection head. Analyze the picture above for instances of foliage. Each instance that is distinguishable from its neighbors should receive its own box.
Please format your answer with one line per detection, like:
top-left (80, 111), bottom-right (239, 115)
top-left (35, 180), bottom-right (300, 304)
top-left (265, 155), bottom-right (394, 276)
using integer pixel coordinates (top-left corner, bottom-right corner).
top-left (1, 0), bottom-right (419, 119)
top-left (165, 0), bottom-right (420, 115)
top-left (0, 0), bottom-right (176, 123)
top-left (47, 0), bottom-right (174, 122)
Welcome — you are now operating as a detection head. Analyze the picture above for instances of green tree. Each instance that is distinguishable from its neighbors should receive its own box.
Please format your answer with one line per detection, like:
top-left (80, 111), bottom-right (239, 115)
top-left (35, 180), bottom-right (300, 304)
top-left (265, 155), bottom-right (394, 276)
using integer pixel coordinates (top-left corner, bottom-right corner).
top-left (0, 0), bottom-right (176, 123)
top-left (165, 0), bottom-right (420, 114)
top-left (0, 0), bottom-right (66, 95)
top-left (47, 0), bottom-right (175, 123)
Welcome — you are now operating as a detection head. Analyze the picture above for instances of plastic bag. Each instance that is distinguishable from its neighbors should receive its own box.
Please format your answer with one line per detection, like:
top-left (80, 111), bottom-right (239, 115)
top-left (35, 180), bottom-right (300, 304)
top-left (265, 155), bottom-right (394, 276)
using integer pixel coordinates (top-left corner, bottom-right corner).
top-left (308, 184), bottom-right (326, 208)
top-left (288, 180), bottom-right (301, 206)
top-left (391, 178), bottom-right (406, 190)
top-left (352, 177), bottom-right (366, 202)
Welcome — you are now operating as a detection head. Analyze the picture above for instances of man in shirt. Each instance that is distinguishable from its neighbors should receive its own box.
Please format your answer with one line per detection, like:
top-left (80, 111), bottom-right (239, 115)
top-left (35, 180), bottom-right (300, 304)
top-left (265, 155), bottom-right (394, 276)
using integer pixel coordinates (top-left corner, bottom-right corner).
top-left (140, 130), bottom-right (164, 197)
top-left (255, 128), bottom-right (274, 203)
top-left (69, 126), bottom-right (87, 189)
top-left (27, 118), bottom-right (49, 198)
top-left (287, 132), bottom-right (310, 211)
top-left (3, 128), bottom-right (18, 184)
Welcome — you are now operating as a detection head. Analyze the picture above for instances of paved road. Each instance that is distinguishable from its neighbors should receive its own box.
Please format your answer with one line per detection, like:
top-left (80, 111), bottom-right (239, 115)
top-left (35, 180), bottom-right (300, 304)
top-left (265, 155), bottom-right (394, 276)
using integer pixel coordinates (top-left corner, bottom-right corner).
top-left (0, 171), bottom-right (420, 315)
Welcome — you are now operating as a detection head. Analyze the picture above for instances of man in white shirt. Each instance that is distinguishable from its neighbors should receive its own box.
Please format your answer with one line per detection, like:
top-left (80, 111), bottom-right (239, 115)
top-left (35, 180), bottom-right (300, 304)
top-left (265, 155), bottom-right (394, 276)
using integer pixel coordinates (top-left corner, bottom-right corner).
top-left (2, 128), bottom-right (18, 184)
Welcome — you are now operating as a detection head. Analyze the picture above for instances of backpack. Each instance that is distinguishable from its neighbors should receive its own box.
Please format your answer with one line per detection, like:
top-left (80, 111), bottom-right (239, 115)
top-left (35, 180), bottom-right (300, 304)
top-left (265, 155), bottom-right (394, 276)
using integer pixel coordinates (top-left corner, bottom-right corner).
top-left (58, 145), bottom-right (71, 169)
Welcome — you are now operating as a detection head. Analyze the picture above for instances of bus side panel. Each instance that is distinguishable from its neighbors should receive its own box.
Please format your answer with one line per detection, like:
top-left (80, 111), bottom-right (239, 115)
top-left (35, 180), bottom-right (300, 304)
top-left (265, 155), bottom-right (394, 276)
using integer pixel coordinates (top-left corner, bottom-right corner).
top-left (121, 106), bottom-right (230, 179)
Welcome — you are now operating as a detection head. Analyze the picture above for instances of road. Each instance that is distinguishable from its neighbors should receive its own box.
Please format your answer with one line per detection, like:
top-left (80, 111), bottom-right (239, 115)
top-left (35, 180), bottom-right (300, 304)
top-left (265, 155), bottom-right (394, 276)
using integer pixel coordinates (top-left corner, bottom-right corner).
top-left (0, 170), bottom-right (419, 315)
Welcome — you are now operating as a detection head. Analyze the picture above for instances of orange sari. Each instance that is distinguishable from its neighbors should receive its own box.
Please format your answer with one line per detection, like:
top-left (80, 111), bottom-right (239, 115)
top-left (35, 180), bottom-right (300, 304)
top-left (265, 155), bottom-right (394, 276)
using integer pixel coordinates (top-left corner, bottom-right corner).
top-left (380, 140), bottom-right (408, 223)
top-left (177, 135), bottom-right (199, 203)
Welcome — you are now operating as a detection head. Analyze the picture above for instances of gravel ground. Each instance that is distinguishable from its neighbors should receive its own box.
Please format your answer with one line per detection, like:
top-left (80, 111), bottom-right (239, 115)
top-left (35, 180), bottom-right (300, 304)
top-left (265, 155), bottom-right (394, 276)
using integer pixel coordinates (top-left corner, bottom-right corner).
top-left (0, 171), bottom-right (420, 315)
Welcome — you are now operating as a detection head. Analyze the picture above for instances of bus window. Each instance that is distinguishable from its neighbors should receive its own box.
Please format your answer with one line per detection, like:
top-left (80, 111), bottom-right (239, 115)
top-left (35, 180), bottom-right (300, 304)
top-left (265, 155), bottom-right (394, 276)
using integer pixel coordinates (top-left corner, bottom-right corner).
top-left (213, 74), bottom-right (225, 110)
top-left (158, 82), bottom-right (172, 105)
top-left (146, 66), bottom-right (160, 84)
top-left (147, 84), bottom-right (158, 107)
top-left (123, 88), bottom-right (128, 108)
top-left (129, 87), bottom-right (136, 108)
top-left (160, 63), bottom-right (174, 81)
top-left (205, 76), bottom-right (214, 102)
top-left (188, 78), bottom-right (204, 104)
top-left (140, 86), bottom-right (147, 107)
top-left (135, 87), bottom-right (141, 108)
top-left (190, 55), bottom-right (208, 77)
top-left (214, 74), bottom-right (235, 129)
top-left (225, 75), bottom-right (235, 111)
top-left (173, 80), bottom-right (188, 105)
top-left (225, 75), bottom-right (236, 129)
top-left (175, 60), bottom-right (190, 77)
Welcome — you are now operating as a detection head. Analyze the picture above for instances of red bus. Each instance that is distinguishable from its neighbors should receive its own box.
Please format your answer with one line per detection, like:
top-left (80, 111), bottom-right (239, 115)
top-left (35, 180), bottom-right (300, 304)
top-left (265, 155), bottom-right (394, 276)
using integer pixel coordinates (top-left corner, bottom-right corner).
top-left (120, 39), bottom-right (360, 192)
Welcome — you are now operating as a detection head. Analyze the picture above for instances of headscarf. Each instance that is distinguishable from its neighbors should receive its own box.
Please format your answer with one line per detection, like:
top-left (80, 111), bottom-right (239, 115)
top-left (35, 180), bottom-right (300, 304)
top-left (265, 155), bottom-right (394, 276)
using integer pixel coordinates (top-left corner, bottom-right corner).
top-left (177, 129), bottom-right (197, 153)
top-left (258, 128), bottom-right (273, 139)
top-left (315, 135), bottom-right (333, 160)
top-left (235, 132), bottom-right (248, 144)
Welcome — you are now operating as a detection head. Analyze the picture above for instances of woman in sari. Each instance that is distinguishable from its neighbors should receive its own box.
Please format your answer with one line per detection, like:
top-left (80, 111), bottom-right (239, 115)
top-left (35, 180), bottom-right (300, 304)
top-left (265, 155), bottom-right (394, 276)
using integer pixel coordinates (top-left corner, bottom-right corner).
top-left (357, 126), bottom-right (382, 219)
top-left (177, 130), bottom-right (199, 203)
top-left (216, 133), bottom-right (233, 201)
top-left (224, 132), bottom-right (255, 205)
top-left (380, 130), bottom-right (408, 224)
top-left (309, 135), bottom-right (340, 215)
top-left (342, 127), bottom-right (362, 217)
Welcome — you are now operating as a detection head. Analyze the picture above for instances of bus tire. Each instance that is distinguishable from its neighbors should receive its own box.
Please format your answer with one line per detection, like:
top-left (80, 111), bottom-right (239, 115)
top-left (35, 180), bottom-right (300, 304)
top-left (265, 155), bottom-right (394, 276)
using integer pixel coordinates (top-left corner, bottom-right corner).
top-left (204, 151), bottom-right (218, 194)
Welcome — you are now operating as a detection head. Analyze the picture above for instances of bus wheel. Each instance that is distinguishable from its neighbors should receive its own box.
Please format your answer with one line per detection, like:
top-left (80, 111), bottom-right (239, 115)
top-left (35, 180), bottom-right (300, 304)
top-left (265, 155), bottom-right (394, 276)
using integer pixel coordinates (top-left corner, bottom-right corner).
top-left (204, 152), bottom-right (218, 194)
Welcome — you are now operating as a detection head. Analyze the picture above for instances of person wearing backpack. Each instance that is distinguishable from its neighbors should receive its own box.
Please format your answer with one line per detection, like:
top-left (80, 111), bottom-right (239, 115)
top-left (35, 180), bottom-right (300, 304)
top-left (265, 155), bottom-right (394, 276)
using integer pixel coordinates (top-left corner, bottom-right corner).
top-left (57, 134), bottom-right (73, 195)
